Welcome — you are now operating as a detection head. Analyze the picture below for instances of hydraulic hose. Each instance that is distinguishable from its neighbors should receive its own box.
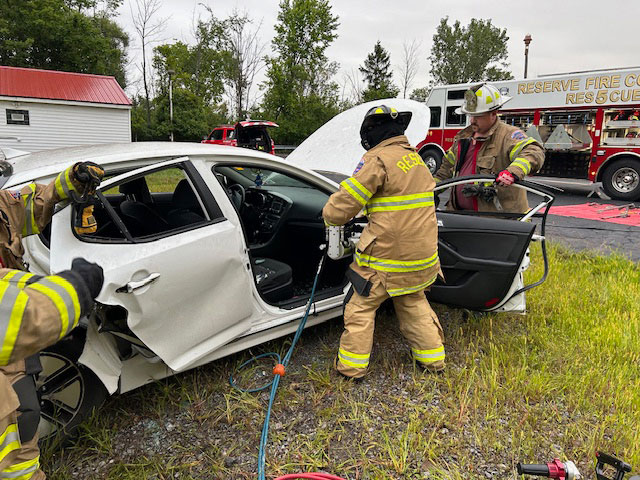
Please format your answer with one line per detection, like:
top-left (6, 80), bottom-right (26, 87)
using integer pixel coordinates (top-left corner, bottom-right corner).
top-left (230, 252), bottom-right (347, 480)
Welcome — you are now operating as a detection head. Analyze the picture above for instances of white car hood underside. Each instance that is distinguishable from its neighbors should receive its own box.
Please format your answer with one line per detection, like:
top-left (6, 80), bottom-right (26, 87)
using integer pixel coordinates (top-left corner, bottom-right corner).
top-left (287, 98), bottom-right (430, 177)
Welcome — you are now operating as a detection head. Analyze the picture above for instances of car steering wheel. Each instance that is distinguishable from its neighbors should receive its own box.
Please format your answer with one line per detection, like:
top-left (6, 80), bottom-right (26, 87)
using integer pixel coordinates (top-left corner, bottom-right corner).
top-left (228, 184), bottom-right (246, 210)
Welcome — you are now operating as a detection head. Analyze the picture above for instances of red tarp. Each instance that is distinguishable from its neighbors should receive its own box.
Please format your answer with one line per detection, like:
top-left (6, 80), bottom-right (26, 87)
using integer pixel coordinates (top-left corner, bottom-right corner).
top-left (549, 203), bottom-right (640, 227)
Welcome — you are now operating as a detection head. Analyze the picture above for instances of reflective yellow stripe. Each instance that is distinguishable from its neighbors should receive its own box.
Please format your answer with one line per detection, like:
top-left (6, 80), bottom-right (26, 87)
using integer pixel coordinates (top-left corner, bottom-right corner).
top-left (1, 455), bottom-right (40, 479)
top-left (509, 137), bottom-right (537, 162)
top-left (0, 424), bottom-right (20, 464)
top-left (1, 271), bottom-right (35, 289)
top-left (412, 346), bottom-right (445, 364)
top-left (0, 282), bottom-right (28, 366)
top-left (324, 219), bottom-right (339, 227)
top-left (21, 184), bottom-right (38, 237)
top-left (54, 166), bottom-right (76, 200)
top-left (338, 348), bottom-right (369, 369)
top-left (445, 150), bottom-right (455, 165)
top-left (26, 276), bottom-right (80, 340)
top-left (510, 157), bottom-right (531, 175)
top-left (366, 192), bottom-right (434, 213)
top-left (387, 273), bottom-right (440, 297)
top-left (355, 251), bottom-right (439, 273)
top-left (340, 177), bottom-right (373, 206)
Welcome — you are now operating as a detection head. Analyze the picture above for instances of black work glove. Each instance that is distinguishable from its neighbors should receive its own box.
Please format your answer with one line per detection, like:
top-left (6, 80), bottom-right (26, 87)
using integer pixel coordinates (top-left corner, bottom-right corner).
top-left (461, 184), bottom-right (482, 198)
top-left (73, 162), bottom-right (104, 186)
top-left (70, 258), bottom-right (104, 299)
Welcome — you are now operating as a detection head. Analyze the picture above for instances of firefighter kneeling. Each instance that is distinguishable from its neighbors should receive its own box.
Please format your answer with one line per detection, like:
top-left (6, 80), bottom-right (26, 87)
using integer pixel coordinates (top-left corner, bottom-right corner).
top-left (323, 105), bottom-right (445, 379)
top-left (0, 258), bottom-right (103, 480)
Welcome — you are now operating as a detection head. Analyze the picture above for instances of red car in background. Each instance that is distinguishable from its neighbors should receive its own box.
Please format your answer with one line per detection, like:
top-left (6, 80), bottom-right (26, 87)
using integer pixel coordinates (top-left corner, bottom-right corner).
top-left (202, 120), bottom-right (278, 155)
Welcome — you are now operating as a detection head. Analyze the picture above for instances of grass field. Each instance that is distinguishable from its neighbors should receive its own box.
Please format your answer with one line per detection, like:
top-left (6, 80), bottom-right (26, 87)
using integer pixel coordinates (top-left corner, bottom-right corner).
top-left (45, 244), bottom-right (640, 479)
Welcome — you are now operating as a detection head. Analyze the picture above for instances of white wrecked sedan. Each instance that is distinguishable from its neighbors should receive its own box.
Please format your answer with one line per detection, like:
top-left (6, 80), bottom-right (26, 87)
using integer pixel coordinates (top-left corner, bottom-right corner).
top-left (0, 140), bottom-right (552, 443)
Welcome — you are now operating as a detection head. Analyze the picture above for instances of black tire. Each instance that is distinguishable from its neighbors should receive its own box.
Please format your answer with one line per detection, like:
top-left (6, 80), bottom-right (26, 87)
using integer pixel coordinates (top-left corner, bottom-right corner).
top-left (602, 158), bottom-right (640, 200)
top-left (37, 336), bottom-right (107, 448)
top-left (420, 147), bottom-right (443, 175)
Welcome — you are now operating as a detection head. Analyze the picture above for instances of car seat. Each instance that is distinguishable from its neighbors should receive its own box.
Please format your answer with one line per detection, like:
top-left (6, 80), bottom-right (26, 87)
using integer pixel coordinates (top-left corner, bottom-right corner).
top-left (119, 177), bottom-right (169, 237)
top-left (167, 179), bottom-right (205, 228)
top-left (252, 257), bottom-right (293, 303)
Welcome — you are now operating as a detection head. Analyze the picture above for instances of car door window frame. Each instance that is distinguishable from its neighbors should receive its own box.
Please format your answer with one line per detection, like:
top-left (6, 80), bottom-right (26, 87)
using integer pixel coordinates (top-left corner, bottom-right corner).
top-left (74, 158), bottom-right (227, 244)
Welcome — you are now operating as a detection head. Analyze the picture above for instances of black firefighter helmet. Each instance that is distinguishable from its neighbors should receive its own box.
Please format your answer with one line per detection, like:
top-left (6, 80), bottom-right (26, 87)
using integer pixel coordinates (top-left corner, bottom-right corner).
top-left (360, 105), bottom-right (412, 150)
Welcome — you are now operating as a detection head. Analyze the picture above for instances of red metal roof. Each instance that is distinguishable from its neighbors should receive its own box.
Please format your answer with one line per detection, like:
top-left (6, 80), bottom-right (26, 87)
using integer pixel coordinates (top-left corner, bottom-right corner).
top-left (0, 66), bottom-right (131, 106)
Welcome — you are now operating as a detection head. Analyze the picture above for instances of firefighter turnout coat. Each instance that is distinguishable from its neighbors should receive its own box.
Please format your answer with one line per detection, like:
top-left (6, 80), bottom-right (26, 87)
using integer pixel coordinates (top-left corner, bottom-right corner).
top-left (323, 135), bottom-right (445, 378)
top-left (0, 165), bottom-right (85, 270)
top-left (0, 165), bottom-right (86, 480)
top-left (434, 119), bottom-right (545, 213)
top-left (0, 268), bottom-right (91, 479)
top-left (323, 135), bottom-right (442, 296)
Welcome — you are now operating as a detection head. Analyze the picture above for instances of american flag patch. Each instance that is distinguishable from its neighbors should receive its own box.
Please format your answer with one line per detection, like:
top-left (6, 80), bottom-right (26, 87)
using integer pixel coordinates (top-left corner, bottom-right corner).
top-left (353, 157), bottom-right (365, 175)
top-left (8, 190), bottom-right (21, 200)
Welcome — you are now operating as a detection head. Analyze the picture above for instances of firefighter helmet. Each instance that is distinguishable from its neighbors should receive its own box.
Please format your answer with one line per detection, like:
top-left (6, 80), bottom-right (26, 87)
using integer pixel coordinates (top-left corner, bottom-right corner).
top-left (361, 105), bottom-right (412, 130)
top-left (455, 83), bottom-right (512, 116)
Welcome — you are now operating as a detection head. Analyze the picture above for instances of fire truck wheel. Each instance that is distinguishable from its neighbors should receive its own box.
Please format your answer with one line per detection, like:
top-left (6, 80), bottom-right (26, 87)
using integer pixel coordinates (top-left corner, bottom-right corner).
top-left (602, 158), bottom-right (640, 200)
top-left (420, 148), bottom-right (443, 174)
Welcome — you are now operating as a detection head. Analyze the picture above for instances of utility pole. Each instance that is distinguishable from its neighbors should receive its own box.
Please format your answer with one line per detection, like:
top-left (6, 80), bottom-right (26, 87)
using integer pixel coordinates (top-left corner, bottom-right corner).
top-left (168, 69), bottom-right (175, 142)
top-left (523, 34), bottom-right (532, 79)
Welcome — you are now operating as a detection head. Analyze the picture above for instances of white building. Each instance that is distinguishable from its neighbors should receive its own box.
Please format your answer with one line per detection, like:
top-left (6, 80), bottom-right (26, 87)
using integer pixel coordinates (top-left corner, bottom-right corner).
top-left (0, 66), bottom-right (131, 152)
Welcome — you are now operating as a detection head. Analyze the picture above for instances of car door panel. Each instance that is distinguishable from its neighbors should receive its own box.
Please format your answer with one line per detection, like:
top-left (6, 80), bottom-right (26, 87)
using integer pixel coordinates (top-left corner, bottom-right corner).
top-left (428, 212), bottom-right (534, 310)
top-left (49, 159), bottom-right (256, 372)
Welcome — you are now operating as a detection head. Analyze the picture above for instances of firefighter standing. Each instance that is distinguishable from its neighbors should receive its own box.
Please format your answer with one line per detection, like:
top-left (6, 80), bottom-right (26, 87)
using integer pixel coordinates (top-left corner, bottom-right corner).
top-left (0, 259), bottom-right (103, 480)
top-left (0, 160), bottom-right (104, 479)
top-left (323, 105), bottom-right (445, 379)
top-left (434, 83), bottom-right (545, 213)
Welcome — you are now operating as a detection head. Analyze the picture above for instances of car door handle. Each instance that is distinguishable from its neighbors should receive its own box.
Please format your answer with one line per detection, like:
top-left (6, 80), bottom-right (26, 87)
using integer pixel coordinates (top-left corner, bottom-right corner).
top-left (116, 273), bottom-right (161, 293)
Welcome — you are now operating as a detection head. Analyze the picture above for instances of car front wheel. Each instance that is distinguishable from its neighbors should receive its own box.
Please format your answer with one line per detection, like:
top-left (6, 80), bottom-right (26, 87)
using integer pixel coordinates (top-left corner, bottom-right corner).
top-left (37, 336), bottom-right (107, 447)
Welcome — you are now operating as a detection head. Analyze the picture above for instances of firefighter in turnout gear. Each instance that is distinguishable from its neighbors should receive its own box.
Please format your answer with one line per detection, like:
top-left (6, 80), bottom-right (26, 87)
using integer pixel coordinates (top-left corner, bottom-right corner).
top-left (434, 83), bottom-right (545, 213)
top-left (0, 259), bottom-right (103, 480)
top-left (0, 161), bottom-right (104, 480)
top-left (323, 105), bottom-right (445, 379)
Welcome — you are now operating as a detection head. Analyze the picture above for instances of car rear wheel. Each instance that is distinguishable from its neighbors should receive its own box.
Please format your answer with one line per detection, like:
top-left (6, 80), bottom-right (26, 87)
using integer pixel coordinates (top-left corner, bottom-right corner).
top-left (602, 158), bottom-right (640, 200)
top-left (37, 336), bottom-right (107, 447)
top-left (420, 147), bottom-right (443, 175)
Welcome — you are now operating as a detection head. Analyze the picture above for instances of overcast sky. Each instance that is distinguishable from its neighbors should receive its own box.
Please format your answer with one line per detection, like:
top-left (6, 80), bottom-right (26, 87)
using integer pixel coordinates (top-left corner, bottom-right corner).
top-left (117, 0), bottom-right (640, 101)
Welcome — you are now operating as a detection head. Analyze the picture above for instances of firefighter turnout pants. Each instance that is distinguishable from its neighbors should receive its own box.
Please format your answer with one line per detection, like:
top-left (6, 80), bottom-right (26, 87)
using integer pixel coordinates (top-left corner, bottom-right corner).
top-left (336, 273), bottom-right (445, 378)
top-left (1, 360), bottom-right (44, 480)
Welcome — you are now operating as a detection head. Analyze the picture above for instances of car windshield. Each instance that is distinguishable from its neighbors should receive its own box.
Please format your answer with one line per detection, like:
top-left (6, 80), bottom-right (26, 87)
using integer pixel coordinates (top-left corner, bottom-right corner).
top-left (235, 168), bottom-right (312, 188)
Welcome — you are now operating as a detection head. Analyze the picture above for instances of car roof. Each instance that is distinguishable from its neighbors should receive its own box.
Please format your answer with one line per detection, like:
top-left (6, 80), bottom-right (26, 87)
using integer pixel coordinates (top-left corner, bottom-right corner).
top-left (1, 142), bottom-right (288, 188)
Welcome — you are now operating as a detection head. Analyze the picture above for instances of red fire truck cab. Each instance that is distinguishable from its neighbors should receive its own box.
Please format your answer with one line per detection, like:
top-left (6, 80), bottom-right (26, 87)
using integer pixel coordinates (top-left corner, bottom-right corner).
top-left (418, 68), bottom-right (640, 200)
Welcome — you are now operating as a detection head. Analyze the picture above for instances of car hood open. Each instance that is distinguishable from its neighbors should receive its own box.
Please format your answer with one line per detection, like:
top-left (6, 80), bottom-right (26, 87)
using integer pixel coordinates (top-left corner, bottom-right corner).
top-left (287, 98), bottom-right (430, 177)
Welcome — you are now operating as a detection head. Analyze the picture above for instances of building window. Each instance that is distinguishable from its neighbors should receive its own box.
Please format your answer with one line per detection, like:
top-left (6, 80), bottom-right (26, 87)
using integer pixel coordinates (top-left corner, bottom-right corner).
top-left (6, 109), bottom-right (29, 125)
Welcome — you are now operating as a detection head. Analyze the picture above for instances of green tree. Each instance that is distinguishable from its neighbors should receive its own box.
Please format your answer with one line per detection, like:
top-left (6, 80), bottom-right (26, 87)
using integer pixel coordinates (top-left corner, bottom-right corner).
top-left (360, 41), bottom-right (399, 102)
top-left (0, 0), bottom-right (129, 86)
top-left (261, 0), bottom-right (341, 145)
top-left (429, 17), bottom-right (513, 85)
top-left (131, 19), bottom-right (230, 142)
top-left (409, 86), bottom-right (430, 103)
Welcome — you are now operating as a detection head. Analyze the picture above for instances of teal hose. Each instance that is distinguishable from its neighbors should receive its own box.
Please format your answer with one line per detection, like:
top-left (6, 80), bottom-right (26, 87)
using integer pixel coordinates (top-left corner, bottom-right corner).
top-left (230, 254), bottom-right (327, 480)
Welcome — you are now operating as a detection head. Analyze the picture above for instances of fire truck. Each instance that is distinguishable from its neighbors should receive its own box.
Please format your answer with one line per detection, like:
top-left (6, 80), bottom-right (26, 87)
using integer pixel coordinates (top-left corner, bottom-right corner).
top-left (416, 67), bottom-right (640, 200)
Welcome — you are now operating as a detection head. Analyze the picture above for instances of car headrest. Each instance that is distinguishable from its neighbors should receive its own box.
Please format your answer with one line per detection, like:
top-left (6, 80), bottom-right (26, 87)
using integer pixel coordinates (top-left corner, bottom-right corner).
top-left (118, 177), bottom-right (152, 203)
top-left (172, 179), bottom-right (200, 211)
